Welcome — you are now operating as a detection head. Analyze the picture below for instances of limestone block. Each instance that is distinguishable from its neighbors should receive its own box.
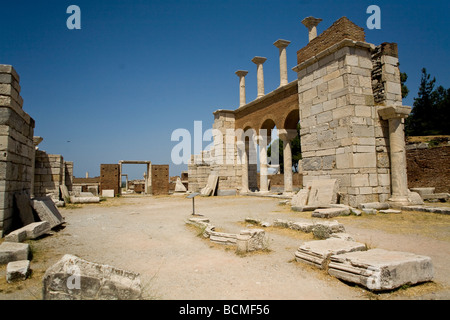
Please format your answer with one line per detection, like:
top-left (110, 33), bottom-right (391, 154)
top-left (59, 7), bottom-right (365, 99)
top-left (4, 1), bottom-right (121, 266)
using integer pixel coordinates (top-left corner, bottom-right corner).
top-left (330, 233), bottom-right (355, 241)
top-left (312, 207), bottom-right (350, 219)
top-left (31, 196), bottom-right (64, 228)
top-left (174, 177), bottom-right (187, 193)
top-left (295, 238), bottom-right (367, 270)
top-left (5, 221), bottom-right (50, 242)
top-left (209, 231), bottom-right (238, 245)
top-left (6, 260), bottom-right (31, 283)
top-left (306, 179), bottom-right (340, 207)
top-left (69, 196), bottom-right (100, 204)
top-left (312, 220), bottom-right (345, 238)
top-left (0, 242), bottom-right (29, 264)
top-left (236, 229), bottom-right (266, 253)
top-left (60, 185), bottom-right (71, 202)
top-left (290, 221), bottom-right (315, 233)
top-left (87, 186), bottom-right (98, 196)
top-left (328, 249), bottom-right (434, 291)
top-left (291, 189), bottom-right (310, 208)
top-left (101, 189), bottom-right (115, 198)
top-left (42, 254), bottom-right (142, 300)
top-left (14, 192), bottom-right (36, 226)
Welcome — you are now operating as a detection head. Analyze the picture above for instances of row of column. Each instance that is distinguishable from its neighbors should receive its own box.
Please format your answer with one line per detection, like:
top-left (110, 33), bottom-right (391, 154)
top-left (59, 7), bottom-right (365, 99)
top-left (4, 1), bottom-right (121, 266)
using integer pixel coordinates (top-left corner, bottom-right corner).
top-left (240, 129), bottom-right (297, 195)
top-left (235, 39), bottom-right (291, 107)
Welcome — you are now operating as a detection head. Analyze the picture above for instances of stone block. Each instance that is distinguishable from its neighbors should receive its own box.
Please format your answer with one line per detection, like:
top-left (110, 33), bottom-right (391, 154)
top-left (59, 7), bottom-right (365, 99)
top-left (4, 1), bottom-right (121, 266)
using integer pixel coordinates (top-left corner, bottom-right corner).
top-left (101, 189), bottom-right (115, 198)
top-left (6, 260), bottom-right (31, 283)
top-left (291, 189), bottom-right (310, 208)
top-left (31, 197), bottom-right (64, 228)
top-left (290, 221), bottom-right (315, 233)
top-left (295, 238), bottom-right (366, 270)
top-left (60, 185), bottom-right (71, 202)
top-left (236, 229), bottom-right (266, 253)
top-left (312, 207), bottom-right (350, 219)
top-left (5, 221), bottom-right (50, 242)
top-left (328, 249), bottom-right (434, 291)
top-left (69, 196), bottom-right (100, 204)
top-left (0, 242), bottom-right (29, 264)
top-left (14, 192), bottom-right (35, 226)
top-left (209, 231), bottom-right (238, 245)
top-left (43, 254), bottom-right (142, 300)
top-left (306, 179), bottom-right (339, 207)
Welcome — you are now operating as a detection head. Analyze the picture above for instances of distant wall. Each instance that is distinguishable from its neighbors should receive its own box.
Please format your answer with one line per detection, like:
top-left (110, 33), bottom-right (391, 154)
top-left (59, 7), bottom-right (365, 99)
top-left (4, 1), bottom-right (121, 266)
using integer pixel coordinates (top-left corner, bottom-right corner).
top-left (407, 146), bottom-right (450, 193)
top-left (151, 165), bottom-right (169, 195)
top-left (100, 164), bottom-right (120, 195)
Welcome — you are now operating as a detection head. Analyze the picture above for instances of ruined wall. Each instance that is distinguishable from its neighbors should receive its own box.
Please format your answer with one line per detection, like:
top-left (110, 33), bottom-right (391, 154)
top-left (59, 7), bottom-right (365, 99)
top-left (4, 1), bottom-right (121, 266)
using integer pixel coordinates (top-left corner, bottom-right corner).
top-left (100, 164), bottom-right (120, 195)
top-left (0, 65), bottom-right (35, 235)
top-left (407, 146), bottom-right (450, 193)
top-left (151, 165), bottom-right (169, 195)
top-left (295, 19), bottom-right (391, 206)
top-left (188, 152), bottom-right (212, 192)
top-left (64, 161), bottom-right (73, 191)
top-left (34, 151), bottom-right (65, 199)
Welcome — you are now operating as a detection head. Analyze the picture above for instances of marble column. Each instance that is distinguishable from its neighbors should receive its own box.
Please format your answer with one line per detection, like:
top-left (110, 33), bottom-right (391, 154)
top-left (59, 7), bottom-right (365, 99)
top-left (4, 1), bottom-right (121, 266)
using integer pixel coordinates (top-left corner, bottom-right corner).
top-left (235, 70), bottom-right (248, 108)
top-left (378, 106), bottom-right (412, 205)
top-left (258, 130), bottom-right (269, 193)
top-left (301, 17), bottom-right (323, 42)
top-left (273, 40), bottom-right (291, 87)
top-left (251, 56), bottom-right (267, 99)
top-left (278, 129), bottom-right (298, 194)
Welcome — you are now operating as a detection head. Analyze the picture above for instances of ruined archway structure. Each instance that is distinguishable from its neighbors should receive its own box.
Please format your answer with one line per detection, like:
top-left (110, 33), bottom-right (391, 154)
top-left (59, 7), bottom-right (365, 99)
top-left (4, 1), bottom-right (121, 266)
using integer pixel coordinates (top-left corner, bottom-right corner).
top-left (189, 16), bottom-right (415, 207)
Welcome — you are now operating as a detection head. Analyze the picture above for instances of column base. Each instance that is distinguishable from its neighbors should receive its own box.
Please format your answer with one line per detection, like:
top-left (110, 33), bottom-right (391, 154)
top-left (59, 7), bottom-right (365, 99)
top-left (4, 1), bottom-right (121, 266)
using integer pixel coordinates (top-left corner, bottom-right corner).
top-left (258, 190), bottom-right (270, 195)
top-left (239, 189), bottom-right (250, 195)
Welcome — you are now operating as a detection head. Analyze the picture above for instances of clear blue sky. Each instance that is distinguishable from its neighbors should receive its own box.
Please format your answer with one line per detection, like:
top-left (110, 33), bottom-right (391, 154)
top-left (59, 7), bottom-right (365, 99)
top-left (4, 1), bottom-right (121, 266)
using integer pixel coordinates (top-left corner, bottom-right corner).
top-left (1, 0), bottom-right (449, 179)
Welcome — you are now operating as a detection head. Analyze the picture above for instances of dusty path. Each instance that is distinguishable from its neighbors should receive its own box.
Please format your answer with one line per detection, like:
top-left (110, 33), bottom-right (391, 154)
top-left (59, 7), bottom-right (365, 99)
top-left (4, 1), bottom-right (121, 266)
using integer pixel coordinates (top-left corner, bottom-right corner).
top-left (0, 195), bottom-right (449, 300)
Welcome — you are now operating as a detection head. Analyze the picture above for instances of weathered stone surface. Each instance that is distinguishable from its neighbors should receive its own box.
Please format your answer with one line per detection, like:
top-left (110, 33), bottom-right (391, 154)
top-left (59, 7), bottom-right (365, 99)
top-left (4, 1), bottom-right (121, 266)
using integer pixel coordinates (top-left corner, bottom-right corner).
top-left (305, 179), bottom-right (340, 207)
top-left (101, 189), bottom-right (115, 198)
top-left (5, 221), bottom-right (50, 242)
top-left (200, 174), bottom-right (219, 197)
top-left (6, 260), bottom-right (31, 283)
top-left (43, 254), bottom-right (142, 300)
top-left (328, 249), bottom-right (434, 291)
top-left (31, 197), bottom-right (64, 228)
top-left (401, 205), bottom-right (450, 215)
top-left (236, 229), bottom-right (266, 253)
top-left (410, 188), bottom-right (435, 198)
top-left (244, 218), bottom-right (261, 225)
top-left (87, 186), bottom-right (99, 196)
top-left (14, 192), bottom-right (35, 226)
top-left (291, 189), bottom-right (310, 207)
top-left (290, 221), bottom-right (315, 233)
top-left (60, 185), bottom-right (71, 202)
top-left (0, 242), bottom-right (29, 264)
top-left (379, 209), bottom-right (402, 214)
top-left (291, 205), bottom-right (318, 212)
top-left (312, 207), bottom-right (350, 218)
top-left (174, 177), bottom-right (187, 193)
top-left (295, 238), bottom-right (367, 269)
top-left (359, 202), bottom-right (389, 210)
top-left (330, 233), bottom-right (355, 241)
top-left (209, 231), bottom-right (238, 245)
top-left (69, 196), bottom-right (100, 204)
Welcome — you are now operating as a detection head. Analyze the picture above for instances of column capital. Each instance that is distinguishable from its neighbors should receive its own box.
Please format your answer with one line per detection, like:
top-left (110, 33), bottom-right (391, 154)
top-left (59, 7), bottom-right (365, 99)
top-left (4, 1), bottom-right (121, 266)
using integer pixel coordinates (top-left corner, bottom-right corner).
top-left (278, 129), bottom-right (298, 141)
top-left (33, 136), bottom-right (43, 147)
top-left (273, 39), bottom-right (291, 49)
top-left (251, 56), bottom-right (267, 65)
top-left (301, 16), bottom-right (323, 30)
top-left (235, 70), bottom-right (248, 77)
top-left (378, 106), bottom-right (412, 120)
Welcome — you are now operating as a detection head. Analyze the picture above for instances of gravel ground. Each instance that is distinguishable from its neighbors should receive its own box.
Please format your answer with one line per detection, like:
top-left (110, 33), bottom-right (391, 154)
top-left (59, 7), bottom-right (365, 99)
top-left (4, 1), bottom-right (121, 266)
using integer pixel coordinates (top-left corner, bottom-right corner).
top-left (0, 195), bottom-right (449, 300)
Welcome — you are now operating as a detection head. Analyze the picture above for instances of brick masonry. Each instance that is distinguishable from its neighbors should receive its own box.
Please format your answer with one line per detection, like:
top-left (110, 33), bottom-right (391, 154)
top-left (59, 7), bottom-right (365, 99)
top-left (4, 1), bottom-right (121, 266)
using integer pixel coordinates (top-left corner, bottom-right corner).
top-left (151, 165), bottom-right (169, 195)
top-left (407, 146), bottom-right (450, 193)
top-left (100, 164), bottom-right (120, 195)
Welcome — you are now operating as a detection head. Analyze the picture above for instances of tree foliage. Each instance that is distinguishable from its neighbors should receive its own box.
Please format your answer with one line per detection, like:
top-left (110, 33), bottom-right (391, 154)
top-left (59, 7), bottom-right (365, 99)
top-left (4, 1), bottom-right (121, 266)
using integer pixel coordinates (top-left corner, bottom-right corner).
top-left (267, 124), bottom-right (302, 173)
top-left (405, 68), bottom-right (450, 136)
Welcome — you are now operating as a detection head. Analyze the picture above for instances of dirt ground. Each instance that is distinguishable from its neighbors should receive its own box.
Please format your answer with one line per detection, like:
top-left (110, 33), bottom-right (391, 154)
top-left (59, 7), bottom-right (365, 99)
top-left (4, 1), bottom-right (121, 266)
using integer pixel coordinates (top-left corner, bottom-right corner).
top-left (0, 194), bottom-right (449, 300)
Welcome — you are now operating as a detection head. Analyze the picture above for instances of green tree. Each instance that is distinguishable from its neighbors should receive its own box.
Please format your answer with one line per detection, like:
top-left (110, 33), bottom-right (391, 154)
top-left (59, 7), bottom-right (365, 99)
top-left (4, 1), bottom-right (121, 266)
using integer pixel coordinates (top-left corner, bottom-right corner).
top-left (400, 72), bottom-right (409, 99)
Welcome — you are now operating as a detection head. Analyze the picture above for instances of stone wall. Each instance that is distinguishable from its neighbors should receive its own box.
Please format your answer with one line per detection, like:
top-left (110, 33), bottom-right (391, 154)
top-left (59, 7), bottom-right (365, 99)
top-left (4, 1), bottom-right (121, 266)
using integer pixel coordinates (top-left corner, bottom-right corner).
top-left (0, 65), bottom-right (35, 236)
top-left (151, 165), bottom-right (169, 195)
top-left (407, 146), bottom-right (450, 193)
top-left (33, 151), bottom-right (65, 199)
top-left (100, 164), bottom-right (120, 195)
top-left (188, 151), bottom-right (212, 193)
top-left (295, 30), bottom-right (391, 206)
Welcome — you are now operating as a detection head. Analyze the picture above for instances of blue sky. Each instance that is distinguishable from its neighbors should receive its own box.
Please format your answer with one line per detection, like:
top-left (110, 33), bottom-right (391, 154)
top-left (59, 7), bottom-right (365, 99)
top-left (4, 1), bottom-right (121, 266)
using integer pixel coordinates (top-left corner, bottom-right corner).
top-left (1, 0), bottom-right (449, 179)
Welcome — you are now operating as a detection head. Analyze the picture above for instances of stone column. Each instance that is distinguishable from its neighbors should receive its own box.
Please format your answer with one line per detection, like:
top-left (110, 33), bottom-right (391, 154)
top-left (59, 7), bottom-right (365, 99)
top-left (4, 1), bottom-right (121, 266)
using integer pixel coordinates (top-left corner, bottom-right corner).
top-left (258, 130), bottom-right (269, 194)
top-left (251, 57), bottom-right (267, 99)
top-left (235, 70), bottom-right (248, 107)
top-left (30, 136), bottom-right (43, 198)
top-left (278, 129), bottom-right (297, 194)
top-left (301, 17), bottom-right (323, 42)
top-left (378, 106), bottom-right (412, 205)
top-left (273, 40), bottom-right (291, 87)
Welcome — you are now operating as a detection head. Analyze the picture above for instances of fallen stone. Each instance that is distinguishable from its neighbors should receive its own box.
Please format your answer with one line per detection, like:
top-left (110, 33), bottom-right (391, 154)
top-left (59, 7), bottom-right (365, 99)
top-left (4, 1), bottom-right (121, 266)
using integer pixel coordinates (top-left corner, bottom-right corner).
top-left (6, 260), bottom-right (31, 283)
top-left (261, 222), bottom-right (271, 228)
top-left (291, 189), bottom-right (310, 207)
top-left (401, 205), bottom-right (450, 215)
top-left (43, 254), bottom-right (142, 300)
top-left (295, 238), bottom-right (366, 270)
top-left (174, 177), bottom-right (187, 193)
top-left (290, 221), bottom-right (315, 233)
top-left (0, 242), bottom-right (30, 265)
top-left (31, 197), bottom-right (64, 228)
top-left (306, 179), bottom-right (340, 207)
top-left (360, 202), bottom-right (389, 210)
top-left (330, 233), bottom-right (355, 241)
top-left (291, 205), bottom-right (318, 212)
top-left (313, 220), bottom-right (345, 234)
top-left (244, 218), bottom-right (261, 225)
top-left (14, 192), bottom-right (35, 226)
top-left (60, 185), bottom-right (71, 203)
top-left (350, 208), bottom-right (362, 216)
top-left (422, 193), bottom-right (450, 201)
top-left (5, 221), bottom-right (51, 242)
top-left (362, 208), bottom-right (377, 215)
top-left (69, 196), bottom-right (101, 204)
top-left (407, 190), bottom-right (425, 205)
top-left (101, 190), bottom-right (115, 198)
top-left (236, 229), bottom-right (266, 253)
top-left (328, 249), bottom-right (434, 291)
top-left (410, 188), bottom-right (435, 198)
top-left (209, 231), bottom-right (238, 245)
top-left (379, 209), bottom-right (402, 214)
top-left (200, 175), bottom-right (219, 197)
top-left (273, 219), bottom-right (291, 228)
top-left (312, 207), bottom-right (350, 219)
